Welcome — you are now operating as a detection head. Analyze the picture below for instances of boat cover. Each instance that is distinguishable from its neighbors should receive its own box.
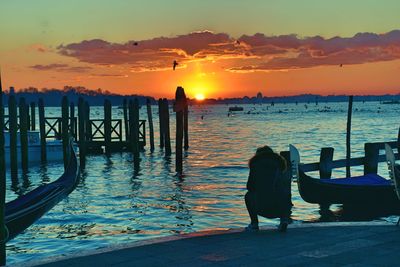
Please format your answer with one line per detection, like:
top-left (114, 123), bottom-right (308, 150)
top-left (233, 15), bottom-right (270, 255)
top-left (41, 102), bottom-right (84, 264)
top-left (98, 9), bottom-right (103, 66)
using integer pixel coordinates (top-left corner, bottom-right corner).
top-left (319, 173), bottom-right (392, 186)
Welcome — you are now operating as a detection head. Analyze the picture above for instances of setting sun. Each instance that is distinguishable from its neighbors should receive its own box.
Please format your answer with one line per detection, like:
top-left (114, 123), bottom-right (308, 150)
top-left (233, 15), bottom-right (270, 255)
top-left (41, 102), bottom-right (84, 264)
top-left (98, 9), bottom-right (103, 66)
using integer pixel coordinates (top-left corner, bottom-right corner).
top-left (195, 93), bottom-right (205, 101)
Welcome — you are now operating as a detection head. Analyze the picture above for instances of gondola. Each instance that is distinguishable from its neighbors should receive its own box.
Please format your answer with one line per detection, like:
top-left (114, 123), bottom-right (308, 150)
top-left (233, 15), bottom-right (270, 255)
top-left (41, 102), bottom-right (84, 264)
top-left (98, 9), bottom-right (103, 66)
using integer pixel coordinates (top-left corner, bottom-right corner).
top-left (290, 144), bottom-right (400, 211)
top-left (5, 139), bottom-right (79, 242)
top-left (298, 169), bottom-right (398, 208)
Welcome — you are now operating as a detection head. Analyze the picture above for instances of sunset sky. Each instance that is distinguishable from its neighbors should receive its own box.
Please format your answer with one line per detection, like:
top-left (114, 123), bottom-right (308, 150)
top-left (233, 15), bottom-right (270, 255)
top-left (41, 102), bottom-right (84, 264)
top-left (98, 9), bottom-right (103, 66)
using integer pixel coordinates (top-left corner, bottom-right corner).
top-left (1, 0), bottom-right (400, 99)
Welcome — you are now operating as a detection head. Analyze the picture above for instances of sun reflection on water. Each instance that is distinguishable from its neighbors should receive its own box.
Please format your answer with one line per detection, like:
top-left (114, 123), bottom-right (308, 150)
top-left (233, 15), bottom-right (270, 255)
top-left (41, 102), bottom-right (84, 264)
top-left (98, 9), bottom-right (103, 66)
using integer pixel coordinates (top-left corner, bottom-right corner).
top-left (6, 102), bottom-right (400, 264)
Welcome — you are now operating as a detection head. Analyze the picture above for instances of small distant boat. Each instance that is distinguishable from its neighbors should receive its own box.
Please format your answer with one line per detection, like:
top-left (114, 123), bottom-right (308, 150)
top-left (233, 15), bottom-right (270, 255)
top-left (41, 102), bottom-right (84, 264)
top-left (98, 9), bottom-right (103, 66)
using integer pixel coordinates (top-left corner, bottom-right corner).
top-left (4, 131), bottom-right (65, 165)
top-left (228, 106), bottom-right (243, 112)
top-left (5, 139), bottom-right (79, 241)
top-left (381, 100), bottom-right (400, 104)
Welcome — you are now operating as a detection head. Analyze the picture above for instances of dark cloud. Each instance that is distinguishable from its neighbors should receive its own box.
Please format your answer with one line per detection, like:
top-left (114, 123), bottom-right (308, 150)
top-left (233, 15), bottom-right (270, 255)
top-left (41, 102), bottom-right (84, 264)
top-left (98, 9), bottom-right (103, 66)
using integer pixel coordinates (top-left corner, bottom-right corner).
top-left (56, 30), bottom-right (400, 72)
top-left (30, 63), bottom-right (92, 72)
top-left (229, 30), bottom-right (400, 71)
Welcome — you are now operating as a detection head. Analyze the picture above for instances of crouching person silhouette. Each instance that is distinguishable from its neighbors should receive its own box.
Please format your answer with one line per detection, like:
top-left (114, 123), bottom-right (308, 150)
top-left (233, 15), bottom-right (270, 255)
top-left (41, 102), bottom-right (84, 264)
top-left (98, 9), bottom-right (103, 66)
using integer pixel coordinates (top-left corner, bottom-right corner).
top-left (245, 146), bottom-right (292, 232)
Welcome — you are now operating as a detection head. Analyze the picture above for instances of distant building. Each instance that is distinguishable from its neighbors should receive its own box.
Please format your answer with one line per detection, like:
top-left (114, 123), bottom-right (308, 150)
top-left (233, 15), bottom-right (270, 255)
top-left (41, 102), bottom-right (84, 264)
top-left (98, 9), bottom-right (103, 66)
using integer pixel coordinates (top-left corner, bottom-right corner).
top-left (256, 92), bottom-right (263, 99)
top-left (9, 86), bottom-right (15, 95)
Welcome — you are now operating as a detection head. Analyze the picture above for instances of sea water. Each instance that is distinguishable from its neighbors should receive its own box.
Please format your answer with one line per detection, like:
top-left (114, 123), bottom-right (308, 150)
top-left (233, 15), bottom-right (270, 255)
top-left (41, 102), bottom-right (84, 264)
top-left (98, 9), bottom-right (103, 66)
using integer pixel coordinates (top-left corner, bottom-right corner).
top-left (6, 101), bottom-right (400, 264)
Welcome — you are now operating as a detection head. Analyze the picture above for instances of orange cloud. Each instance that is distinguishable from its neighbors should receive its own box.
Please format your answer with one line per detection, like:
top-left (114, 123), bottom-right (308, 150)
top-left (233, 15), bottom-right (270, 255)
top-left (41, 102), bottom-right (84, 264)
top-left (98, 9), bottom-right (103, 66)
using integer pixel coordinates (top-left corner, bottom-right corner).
top-left (55, 30), bottom-right (400, 73)
top-left (57, 31), bottom-right (241, 72)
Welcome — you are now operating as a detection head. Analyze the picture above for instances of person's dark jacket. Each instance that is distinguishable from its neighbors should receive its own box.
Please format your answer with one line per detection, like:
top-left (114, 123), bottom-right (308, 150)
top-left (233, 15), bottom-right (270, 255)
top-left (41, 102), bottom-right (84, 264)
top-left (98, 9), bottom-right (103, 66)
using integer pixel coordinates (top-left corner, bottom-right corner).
top-left (246, 151), bottom-right (291, 218)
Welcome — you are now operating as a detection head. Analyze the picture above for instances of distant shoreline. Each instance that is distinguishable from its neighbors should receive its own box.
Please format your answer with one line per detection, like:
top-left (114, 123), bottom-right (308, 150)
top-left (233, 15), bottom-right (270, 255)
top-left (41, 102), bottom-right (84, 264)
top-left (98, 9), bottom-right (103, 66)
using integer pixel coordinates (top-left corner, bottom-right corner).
top-left (2, 87), bottom-right (400, 106)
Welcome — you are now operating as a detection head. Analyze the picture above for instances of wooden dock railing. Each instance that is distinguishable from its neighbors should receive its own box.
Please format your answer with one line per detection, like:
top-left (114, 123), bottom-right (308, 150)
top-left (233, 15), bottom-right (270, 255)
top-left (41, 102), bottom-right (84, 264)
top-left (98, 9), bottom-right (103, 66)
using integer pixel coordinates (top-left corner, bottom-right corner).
top-left (43, 117), bottom-right (77, 140)
top-left (294, 141), bottom-right (399, 176)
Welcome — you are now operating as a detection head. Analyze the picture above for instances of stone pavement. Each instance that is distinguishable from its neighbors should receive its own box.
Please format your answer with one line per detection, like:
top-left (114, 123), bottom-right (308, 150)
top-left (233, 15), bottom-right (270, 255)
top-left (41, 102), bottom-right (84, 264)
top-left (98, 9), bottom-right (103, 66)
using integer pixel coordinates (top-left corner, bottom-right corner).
top-left (19, 222), bottom-right (400, 267)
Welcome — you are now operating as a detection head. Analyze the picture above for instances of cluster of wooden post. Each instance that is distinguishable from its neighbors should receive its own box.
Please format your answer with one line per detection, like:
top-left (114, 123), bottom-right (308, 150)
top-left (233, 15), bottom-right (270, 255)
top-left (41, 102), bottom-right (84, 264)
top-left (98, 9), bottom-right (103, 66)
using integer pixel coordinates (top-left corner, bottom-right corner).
top-left (7, 96), bottom-right (30, 176)
top-left (8, 95), bottom-right (73, 173)
top-left (70, 97), bottom-right (148, 166)
top-left (1, 93), bottom-right (182, 190)
top-left (156, 87), bottom-right (190, 174)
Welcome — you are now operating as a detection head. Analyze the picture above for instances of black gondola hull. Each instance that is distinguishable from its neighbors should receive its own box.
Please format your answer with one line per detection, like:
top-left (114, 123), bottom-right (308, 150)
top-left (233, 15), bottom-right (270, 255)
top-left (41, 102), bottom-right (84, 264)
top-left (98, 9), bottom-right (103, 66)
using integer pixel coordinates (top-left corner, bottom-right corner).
top-left (5, 142), bottom-right (79, 242)
top-left (298, 170), bottom-right (400, 210)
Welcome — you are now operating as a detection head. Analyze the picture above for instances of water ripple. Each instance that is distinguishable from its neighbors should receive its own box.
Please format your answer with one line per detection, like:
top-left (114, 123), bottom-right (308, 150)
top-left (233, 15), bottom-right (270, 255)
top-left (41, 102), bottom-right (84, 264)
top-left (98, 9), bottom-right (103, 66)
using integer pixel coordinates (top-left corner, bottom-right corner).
top-left (6, 102), bottom-right (398, 264)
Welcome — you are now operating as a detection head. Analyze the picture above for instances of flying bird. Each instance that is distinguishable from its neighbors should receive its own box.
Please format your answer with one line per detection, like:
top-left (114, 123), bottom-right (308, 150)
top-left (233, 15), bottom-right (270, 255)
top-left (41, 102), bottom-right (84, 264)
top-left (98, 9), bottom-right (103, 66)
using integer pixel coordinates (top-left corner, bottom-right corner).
top-left (173, 60), bottom-right (178, 70)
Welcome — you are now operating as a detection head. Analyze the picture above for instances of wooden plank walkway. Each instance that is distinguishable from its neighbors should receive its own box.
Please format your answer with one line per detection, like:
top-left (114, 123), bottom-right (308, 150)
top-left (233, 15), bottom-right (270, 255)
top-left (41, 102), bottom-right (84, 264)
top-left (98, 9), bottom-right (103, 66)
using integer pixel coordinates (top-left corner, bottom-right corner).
top-left (18, 222), bottom-right (400, 267)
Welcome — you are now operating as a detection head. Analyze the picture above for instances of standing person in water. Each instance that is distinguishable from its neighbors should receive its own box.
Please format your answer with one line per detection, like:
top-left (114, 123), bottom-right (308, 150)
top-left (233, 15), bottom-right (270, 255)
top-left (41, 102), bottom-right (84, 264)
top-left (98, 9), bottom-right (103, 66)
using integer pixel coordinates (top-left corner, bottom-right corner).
top-left (244, 146), bottom-right (292, 232)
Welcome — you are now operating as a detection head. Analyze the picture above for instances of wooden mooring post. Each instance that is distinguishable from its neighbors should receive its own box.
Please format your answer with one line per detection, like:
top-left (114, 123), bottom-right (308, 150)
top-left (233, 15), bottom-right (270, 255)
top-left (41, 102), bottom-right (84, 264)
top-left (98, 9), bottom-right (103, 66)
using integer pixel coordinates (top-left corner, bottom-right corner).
top-left (128, 99), bottom-right (140, 165)
top-left (30, 102), bottom-right (36, 131)
top-left (8, 95), bottom-right (18, 179)
top-left (158, 98), bottom-right (164, 148)
top-left (364, 143), bottom-right (379, 175)
top-left (38, 98), bottom-right (47, 162)
top-left (184, 100), bottom-right (189, 150)
top-left (70, 102), bottom-right (75, 137)
top-left (128, 100), bottom-right (134, 151)
top-left (26, 102), bottom-right (30, 131)
top-left (146, 98), bottom-right (155, 152)
top-left (123, 99), bottom-right (129, 142)
top-left (104, 99), bottom-right (112, 155)
top-left (174, 87), bottom-right (185, 174)
top-left (84, 101), bottom-right (91, 142)
top-left (163, 98), bottom-right (171, 156)
top-left (78, 97), bottom-right (86, 167)
top-left (346, 95), bottom-right (353, 177)
top-left (318, 147), bottom-right (335, 212)
top-left (0, 73), bottom-right (7, 265)
top-left (19, 97), bottom-right (29, 173)
top-left (133, 99), bottom-right (140, 160)
top-left (61, 96), bottom-right (69, 169)
top-left (319, 147), bottom-right (334, 179)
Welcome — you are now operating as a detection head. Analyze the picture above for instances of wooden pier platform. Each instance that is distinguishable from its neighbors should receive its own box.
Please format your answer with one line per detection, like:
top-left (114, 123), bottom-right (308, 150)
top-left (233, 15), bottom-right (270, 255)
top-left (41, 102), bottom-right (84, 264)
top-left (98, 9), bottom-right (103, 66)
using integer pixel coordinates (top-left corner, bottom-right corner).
top-left (19, 222), bottom-right (400, 267)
